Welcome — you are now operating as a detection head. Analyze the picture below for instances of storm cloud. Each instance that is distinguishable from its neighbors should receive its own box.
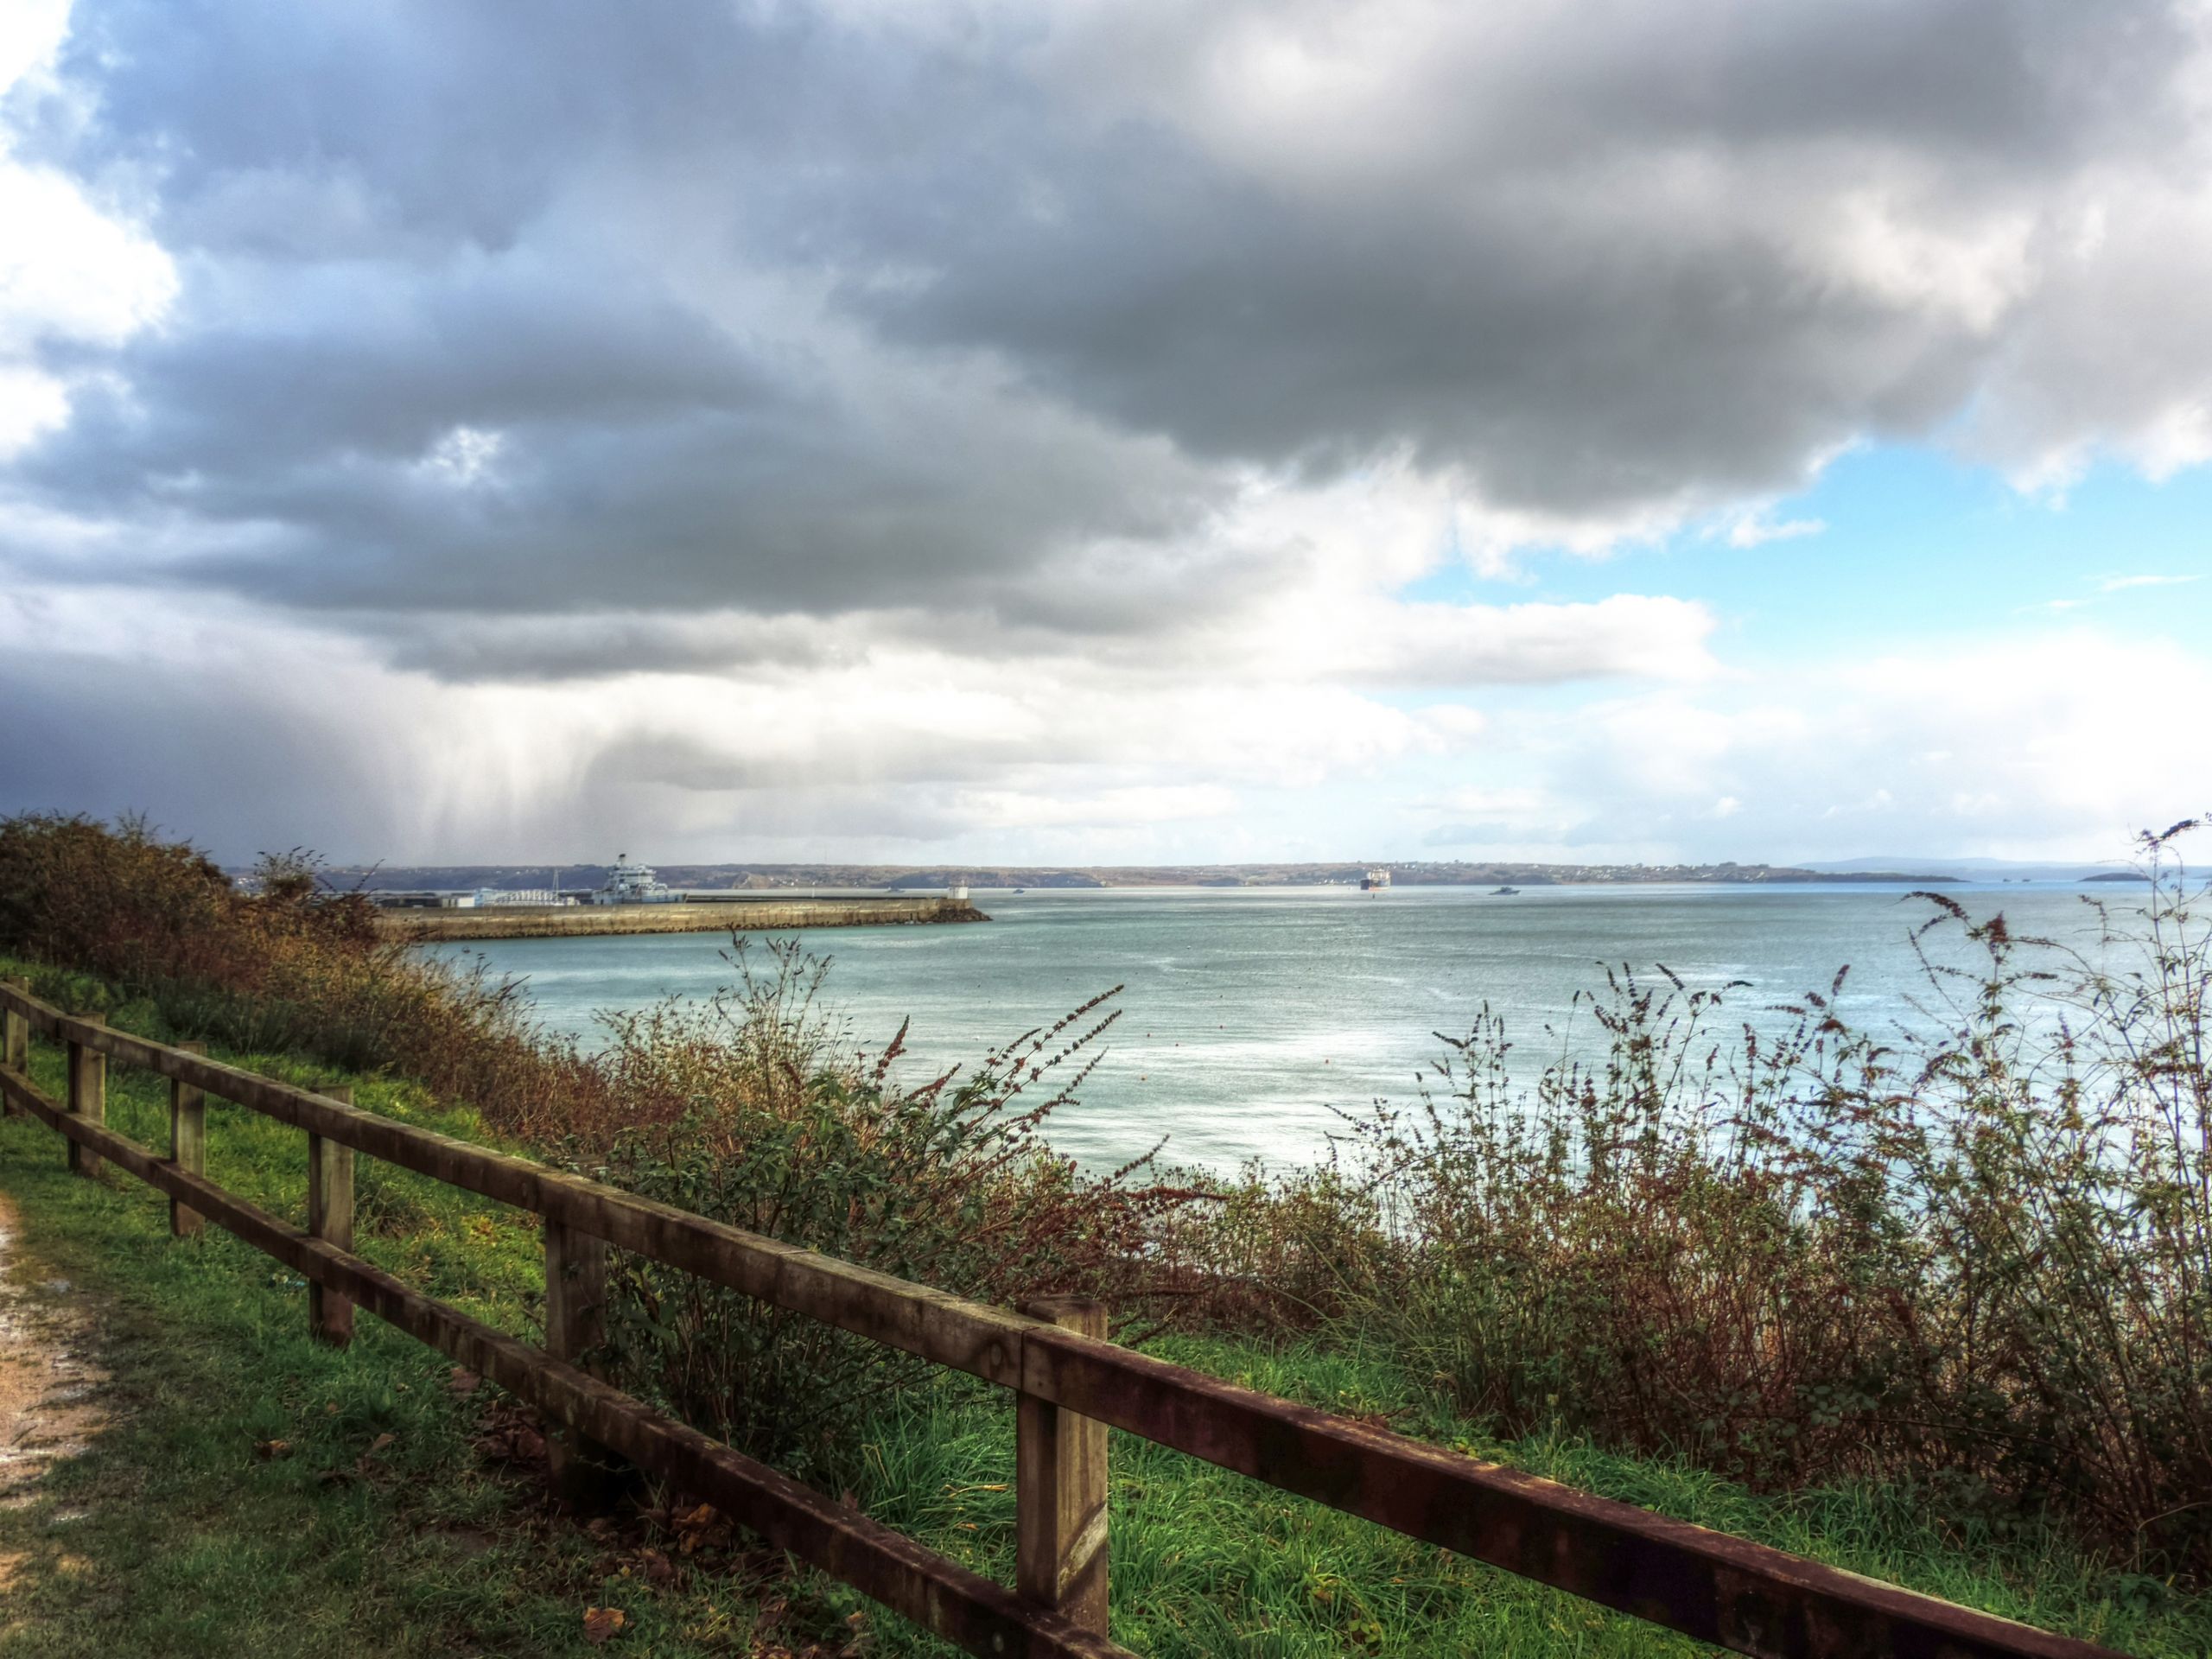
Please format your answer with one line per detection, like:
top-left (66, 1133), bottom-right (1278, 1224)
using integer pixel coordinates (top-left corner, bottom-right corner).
top-left (3, 0), bottom-right (2209, 860)
top-left (10, 1), bottom-right (2211, 616)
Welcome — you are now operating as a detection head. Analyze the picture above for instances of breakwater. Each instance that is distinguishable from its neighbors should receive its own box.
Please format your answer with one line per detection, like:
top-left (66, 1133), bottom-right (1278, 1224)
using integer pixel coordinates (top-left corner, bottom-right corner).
top-left (375, 896), bottom-right (987, 943)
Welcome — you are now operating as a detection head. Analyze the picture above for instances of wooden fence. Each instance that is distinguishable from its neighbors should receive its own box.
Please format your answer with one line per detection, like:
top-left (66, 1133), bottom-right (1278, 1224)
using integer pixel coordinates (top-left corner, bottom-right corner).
top-left (0, 976), bottom-right (2120, 1659)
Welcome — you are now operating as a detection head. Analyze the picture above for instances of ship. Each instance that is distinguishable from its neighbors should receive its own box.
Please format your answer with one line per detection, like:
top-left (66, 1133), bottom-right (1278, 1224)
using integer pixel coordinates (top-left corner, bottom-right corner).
top-left (1361, 868), bottom-right (1391, 892)
top-left (591, 853), bottom-right (678, 905)
top-left (1491, 886), bottom-right (1520, 896)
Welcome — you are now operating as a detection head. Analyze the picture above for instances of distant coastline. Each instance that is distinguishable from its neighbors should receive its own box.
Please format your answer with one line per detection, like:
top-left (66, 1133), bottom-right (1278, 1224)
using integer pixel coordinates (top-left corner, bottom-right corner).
top-left (321, 858), bottom-right (1976, 893)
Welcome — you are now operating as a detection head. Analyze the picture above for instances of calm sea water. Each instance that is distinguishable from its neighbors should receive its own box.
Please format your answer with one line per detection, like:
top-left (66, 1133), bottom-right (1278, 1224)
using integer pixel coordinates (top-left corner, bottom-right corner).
top-left (432, 884), bottom-right (2131, 1174)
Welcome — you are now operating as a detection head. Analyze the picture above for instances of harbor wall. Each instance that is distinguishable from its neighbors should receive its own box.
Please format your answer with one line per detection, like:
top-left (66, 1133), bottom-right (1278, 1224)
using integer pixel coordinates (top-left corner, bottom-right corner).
top-left (375, 896), bottom-right (988, 943)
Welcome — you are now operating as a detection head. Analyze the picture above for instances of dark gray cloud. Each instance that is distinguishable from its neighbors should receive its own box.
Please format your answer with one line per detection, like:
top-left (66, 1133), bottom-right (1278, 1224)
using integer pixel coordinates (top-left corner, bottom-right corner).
top-left (4, 0), bottom-right (2209, 663)
top-left (10, 237), bottom-right (1223, 618)
top-left (0, 648), bottom-right (403, 855)
top-left (839, 0), bottom-right (2194, 506)
top-left (375, 611), bottom-right (855, 683)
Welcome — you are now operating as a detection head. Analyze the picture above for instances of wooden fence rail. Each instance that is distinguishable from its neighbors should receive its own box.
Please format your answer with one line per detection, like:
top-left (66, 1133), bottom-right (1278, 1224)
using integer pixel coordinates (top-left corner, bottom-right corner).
top-left (0, 976), bottom-right (2120, 1659)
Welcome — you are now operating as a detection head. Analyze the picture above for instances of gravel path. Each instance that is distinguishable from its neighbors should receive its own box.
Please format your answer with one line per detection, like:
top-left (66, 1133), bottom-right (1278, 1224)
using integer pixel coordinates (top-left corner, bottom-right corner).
top-left (0, 1192), bottom-right (108, 1586)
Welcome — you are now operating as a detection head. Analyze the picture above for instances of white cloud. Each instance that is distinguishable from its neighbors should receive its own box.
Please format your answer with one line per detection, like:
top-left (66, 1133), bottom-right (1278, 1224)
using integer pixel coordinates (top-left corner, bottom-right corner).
top-left (1433, 785), bottom-right (1547, 817)
top-left (3, 570), bottom-right (2200, 868)
top-left (1, 0), bottom-right (2208, 868)
top-left (0, 2), bottom-right (176, 459)
top-left (418, 424), bottom-right (505, 486)
top-left (0, 0), bottom-right (68, 100)
top-left (0, 362), bottom-right (67, 454)
top-left (1472, 629), bottom-right (2212, 861)
top-left (1211, 589), bottom-right (1719, 689)
top-left (1416, 705), bottom-right (1489, 743)
top-left (1966, 156), bottom-right (2212, 486)
top-left (1726, 514), bottom-right (1827, 549)
top-left (947, 784), bottom-right (1239, 831)
top-left (0, 580), bottom-right (1531, 856)
top-left (0, 164), bottom-right (175, 356)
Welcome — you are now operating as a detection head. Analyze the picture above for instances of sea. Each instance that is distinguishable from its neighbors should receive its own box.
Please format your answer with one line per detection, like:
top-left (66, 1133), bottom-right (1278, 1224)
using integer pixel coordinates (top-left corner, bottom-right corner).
top-left (429, 882), bottom-right (2136, 1175)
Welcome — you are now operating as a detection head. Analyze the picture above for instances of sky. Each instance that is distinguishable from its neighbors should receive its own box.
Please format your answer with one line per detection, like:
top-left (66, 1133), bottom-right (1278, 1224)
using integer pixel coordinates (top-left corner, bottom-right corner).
top-left (1, 0), bottom-right (2208, 868)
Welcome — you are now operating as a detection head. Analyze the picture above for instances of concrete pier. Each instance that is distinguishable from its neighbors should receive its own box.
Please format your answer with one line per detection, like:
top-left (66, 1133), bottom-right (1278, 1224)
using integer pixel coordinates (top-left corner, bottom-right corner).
top-left (375, 896), bottom-right (987, 943)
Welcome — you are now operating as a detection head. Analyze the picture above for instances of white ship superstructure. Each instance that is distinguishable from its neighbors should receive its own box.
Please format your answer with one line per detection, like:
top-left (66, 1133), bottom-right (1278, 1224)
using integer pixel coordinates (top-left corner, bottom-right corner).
top-left (593, 854), bottom-right (677, 905)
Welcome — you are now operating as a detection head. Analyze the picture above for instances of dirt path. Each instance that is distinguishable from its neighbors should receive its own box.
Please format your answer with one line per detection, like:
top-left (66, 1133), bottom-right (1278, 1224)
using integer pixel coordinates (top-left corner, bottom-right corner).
top-left (0, 1191), bottom-right (108, 1586)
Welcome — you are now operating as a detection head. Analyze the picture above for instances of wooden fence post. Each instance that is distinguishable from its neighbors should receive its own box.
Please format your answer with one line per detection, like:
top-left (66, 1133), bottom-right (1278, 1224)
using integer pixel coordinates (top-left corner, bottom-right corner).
top-left (66, 1014), bottom-right (107, 1179)
top-left (1017, 1297), bottom-right (1109, 1634)
top-left (543, 1217), bottom-right (629, 1509)
top-left (308, 1084), bottom-right (355, 1345)
top-left (169, 1040), bottom-right (207, 1236)
top-left (2, 977), bottom-right (26, 1116)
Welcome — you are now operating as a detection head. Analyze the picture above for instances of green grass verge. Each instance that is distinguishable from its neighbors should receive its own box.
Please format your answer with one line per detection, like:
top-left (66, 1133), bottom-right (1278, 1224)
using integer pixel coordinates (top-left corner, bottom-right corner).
top-left (852, 1342), bottom-right (2203, 1657)
top-left (0, 969), bottom-right (2204, 1656)
top-left (0, 988), bottom-right (779, 1657)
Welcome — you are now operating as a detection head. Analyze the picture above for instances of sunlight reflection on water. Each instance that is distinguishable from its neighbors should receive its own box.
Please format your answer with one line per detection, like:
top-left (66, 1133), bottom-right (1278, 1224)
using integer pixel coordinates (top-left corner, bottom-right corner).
top-left (431, 883), bottom-right (2128, 1174)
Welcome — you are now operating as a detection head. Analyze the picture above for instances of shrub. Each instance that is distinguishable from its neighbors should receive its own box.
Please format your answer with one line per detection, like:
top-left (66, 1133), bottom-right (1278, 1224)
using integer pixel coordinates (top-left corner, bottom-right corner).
top-left (590, 939), bottom-right (1210, 1487)
top-left (0, 814), bottom-right (1212, 1484)
top-left (10, 808), bottom-right (2207, 1573)
top-left (0, 810), bottom-right (615, 1139)
top-left (1226, 824), bottom-right (2212, 1574)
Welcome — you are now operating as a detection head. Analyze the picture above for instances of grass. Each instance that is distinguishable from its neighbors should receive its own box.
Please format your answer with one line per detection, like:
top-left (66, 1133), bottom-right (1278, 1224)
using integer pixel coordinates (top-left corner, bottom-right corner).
top-left (3, 980), bottom-right (2209, 1656)
top-left (13, 811), bottom-right (2210, 1577)
top-left (0, 991), bottom-right (735, 1657)
top-left (853, 1342), bottom-right (2204, 1658)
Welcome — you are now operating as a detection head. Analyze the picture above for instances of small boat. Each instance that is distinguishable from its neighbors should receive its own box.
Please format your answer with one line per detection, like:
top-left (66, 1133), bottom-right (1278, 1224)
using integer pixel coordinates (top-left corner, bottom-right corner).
top-left (1491, 886), bottom-right (1520, 896)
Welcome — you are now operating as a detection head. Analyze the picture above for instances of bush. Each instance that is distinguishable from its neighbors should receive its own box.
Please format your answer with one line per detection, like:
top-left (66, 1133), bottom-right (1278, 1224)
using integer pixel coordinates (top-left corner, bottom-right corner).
top-left (1211, 824), bottom-right (2212, 1574)
top-left (0, 814), bottom-right (1213, 1484)
top-left (590, 939), bottom-right (1209, 1487)
top-left (0, 810), bottom-right (616, 1140)
top-left (10, 808), bottom-right (2207, 1575)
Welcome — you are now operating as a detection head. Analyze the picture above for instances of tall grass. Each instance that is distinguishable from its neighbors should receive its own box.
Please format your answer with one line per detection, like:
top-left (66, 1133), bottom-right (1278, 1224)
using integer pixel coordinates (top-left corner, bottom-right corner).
top-left (588, 938), bottom-right (1210, 1487)
top-left (0, 813), bottom-right (1211, 1487)
top-left (1181, 824), bottom-right (2212, 1573)
top-left (0, 810), bottom-right (614, 1137)
top-left (4, 809), bottom-right (2206, 1577)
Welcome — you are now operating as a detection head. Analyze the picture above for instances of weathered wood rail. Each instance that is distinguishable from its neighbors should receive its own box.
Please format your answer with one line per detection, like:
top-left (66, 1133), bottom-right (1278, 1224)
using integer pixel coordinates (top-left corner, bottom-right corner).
top-left (0, 976), bottom-right (2119, 1659)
